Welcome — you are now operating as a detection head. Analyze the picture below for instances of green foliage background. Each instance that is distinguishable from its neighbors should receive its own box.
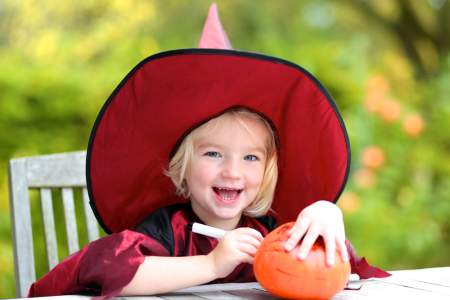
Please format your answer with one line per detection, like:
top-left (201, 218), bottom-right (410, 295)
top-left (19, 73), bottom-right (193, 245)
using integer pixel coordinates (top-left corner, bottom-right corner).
top-left (0, 0), bottom-right (449, 297)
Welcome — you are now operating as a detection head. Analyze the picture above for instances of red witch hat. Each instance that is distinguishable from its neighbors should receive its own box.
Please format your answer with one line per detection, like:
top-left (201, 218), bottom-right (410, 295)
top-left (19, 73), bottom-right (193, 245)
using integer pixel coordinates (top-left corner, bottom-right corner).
top-left (86, 4), bottom-right (350, 234)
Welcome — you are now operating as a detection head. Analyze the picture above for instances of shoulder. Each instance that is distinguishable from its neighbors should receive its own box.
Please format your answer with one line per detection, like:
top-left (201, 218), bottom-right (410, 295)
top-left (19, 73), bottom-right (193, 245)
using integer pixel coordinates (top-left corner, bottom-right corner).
top-left (135, 203), bottom-right (187, 231)
top-left (134, 203), bottom-right (190, 255)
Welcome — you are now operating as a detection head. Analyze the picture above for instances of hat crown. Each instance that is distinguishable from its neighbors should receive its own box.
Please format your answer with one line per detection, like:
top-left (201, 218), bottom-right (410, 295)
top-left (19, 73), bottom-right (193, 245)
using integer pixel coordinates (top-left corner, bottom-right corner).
top-left (198, 3), bottom-right (232, 49)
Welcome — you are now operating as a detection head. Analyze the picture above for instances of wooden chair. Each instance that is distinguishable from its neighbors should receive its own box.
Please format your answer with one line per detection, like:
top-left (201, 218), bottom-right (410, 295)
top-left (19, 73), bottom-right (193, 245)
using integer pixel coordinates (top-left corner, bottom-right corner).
top-left (8, 151), bottom-right (100, 297)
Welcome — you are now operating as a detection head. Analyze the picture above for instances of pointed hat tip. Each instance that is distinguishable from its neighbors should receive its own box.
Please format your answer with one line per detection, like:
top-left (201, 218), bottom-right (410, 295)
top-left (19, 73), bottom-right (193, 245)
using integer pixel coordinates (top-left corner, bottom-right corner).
top-left (198, 3), bottom-right (232, 49)
top-left (209, 2), bottom-right (218, 14)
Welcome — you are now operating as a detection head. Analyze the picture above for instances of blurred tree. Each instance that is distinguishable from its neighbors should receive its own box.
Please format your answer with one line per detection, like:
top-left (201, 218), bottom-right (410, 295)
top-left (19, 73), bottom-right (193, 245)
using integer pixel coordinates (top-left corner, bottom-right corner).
top-left (341, 0), bottom-right (449, 77)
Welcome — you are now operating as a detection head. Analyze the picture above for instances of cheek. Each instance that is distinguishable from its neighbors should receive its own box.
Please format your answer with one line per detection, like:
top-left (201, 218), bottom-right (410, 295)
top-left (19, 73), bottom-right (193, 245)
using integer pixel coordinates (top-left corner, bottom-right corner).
top-left (246, 165), bottom-right (265, 187)
top-left (188, 160), bottom-right (216, 185)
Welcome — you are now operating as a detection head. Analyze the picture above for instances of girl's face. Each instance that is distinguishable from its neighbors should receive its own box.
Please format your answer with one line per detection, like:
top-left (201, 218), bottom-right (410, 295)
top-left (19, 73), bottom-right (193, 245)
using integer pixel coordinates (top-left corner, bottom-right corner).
top-left (186, 115), bottom-right (268, 229)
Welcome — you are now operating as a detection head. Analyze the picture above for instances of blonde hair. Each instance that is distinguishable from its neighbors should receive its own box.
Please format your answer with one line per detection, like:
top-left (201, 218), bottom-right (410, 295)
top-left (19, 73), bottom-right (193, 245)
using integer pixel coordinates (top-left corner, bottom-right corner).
top-left (166, 108), bottom-right (278, 217)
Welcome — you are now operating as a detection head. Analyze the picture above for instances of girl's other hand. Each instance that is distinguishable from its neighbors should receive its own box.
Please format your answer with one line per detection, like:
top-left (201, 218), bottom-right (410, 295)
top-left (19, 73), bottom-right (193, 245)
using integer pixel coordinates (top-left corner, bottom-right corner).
top-left (207, 227), bottom-right (263, 278)
top-left (284, 200), bottom-right (349, 266)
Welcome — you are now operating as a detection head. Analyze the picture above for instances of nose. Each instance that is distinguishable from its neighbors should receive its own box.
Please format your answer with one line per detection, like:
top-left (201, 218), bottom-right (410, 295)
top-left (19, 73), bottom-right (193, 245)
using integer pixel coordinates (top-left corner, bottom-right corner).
top-left (221, 157), bottom-right (242, 179)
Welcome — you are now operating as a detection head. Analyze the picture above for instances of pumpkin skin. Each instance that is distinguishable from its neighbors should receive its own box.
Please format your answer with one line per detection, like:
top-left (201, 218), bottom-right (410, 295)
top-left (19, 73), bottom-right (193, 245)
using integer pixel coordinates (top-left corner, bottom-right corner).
top-left (254, 222), bottom-right (351, 300)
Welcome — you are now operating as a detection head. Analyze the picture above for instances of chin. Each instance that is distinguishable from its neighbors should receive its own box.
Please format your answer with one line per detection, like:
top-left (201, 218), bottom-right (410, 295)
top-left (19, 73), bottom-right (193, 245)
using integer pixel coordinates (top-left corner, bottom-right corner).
top-left (213, 207), bottom-right (243, 220)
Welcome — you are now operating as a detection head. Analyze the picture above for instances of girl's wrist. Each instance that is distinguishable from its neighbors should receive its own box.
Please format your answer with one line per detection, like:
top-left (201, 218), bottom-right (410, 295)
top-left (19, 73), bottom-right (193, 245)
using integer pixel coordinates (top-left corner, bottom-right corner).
top-left (204, 253), bottom-right (220, 280)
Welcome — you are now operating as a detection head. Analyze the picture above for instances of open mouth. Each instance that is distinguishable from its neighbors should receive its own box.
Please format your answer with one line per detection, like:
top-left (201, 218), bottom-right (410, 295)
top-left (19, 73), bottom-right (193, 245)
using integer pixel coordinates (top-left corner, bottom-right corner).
top-left (212, 187), bottom-right (243, 203)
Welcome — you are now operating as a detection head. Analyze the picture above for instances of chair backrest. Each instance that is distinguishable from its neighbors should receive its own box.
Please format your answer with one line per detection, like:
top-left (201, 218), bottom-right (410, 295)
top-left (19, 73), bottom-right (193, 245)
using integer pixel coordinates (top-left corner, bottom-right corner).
top-left (8, 151), bottom-right (100, 297)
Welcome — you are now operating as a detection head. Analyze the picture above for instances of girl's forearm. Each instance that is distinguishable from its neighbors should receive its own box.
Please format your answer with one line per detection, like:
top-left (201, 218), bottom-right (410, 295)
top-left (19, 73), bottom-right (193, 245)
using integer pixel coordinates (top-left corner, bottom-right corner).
top-left (120, 255), bottom-right (217, 295)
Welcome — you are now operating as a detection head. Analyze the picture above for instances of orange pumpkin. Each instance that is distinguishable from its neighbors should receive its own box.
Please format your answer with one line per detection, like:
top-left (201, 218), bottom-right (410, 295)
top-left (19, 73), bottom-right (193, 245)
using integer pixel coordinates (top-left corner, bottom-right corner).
top-left (254, 222), bottom-right (351, 300)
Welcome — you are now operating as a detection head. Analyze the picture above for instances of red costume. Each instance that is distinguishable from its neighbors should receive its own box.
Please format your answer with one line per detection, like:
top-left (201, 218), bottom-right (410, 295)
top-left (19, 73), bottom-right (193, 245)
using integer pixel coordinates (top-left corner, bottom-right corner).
top-left (29, 204), bottom-right (275, 298)
top-left (28, 203), bottom-right (386, 298)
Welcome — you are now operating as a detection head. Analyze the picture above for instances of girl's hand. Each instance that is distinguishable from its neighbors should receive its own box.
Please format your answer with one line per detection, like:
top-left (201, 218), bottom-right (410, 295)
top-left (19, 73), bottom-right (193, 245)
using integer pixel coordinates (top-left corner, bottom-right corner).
top-left (207, 227), bottom-right (263, 278)
top-left (284, 200), bottom-right (349, 266)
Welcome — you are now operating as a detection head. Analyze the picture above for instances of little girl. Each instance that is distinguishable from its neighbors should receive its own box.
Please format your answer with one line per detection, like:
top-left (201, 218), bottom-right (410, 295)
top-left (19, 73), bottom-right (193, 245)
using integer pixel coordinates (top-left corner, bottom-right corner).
top-left (121, 108), bottom-right (348, 295)
top-left (29, 4), bottom-right (387, 298)
top-left (29, 108), bottom-right (348, 298)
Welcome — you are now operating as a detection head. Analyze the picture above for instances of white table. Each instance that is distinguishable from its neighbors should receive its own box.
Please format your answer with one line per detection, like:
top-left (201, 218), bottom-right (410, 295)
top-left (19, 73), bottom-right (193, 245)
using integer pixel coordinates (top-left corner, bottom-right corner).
top-left (10, 267), bottom-right (450, 299)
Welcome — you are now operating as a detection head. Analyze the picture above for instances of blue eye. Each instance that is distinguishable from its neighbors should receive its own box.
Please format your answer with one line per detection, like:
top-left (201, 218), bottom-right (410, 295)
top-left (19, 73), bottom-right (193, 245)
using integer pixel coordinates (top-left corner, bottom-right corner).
top-left (244, 154), bottom-right (259, 161)
top-left (204, 151), bottom-right (222, 158)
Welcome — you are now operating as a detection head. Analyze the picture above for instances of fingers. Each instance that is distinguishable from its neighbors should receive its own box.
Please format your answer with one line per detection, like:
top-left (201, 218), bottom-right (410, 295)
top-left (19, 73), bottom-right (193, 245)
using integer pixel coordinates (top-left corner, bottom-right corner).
top-left (242, 227), bottom-right (264, 241)
top-left (324, 233), bottom-right (336, 266)
top-left (224, 231), bottom-right (261, 264)
top-left (237, 234), bottom-right (262, 249)
top-left (335, 221), bottom-right (348, 262)
top-left (324, 234), bottom-right (350, 266)
top-left (222, 228), bottom-right (263, 259)
top-left (237, 242), bottom-right (258, 257)
top-left (336, 236), bottom-right (349, 262)
top-left (238, 252), bottom-right (255, 264)
top-left (297, 226), bottom-right (319, 260)
top-left (232, 227), bottom-right (263, 241)
top-left (285, 200), bottom-right (349, 265)
top-left (285, 216), bottom-right (310, 251)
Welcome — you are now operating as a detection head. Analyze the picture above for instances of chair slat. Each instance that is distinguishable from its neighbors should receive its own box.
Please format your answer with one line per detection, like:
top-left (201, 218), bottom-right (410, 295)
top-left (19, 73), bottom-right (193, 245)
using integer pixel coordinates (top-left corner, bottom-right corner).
top-left (82, 188), bottom-right (99, 241)
top-left (9, 151), bottom-right (101, 297)
top-left (61, 188), bottom-right (79, 254)
top-left (8, 158), bottom-right (36, 297)
top-left (40, 188), bottom-right (59, 269)
top-left (26, 151), bottom-right (86, 187)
